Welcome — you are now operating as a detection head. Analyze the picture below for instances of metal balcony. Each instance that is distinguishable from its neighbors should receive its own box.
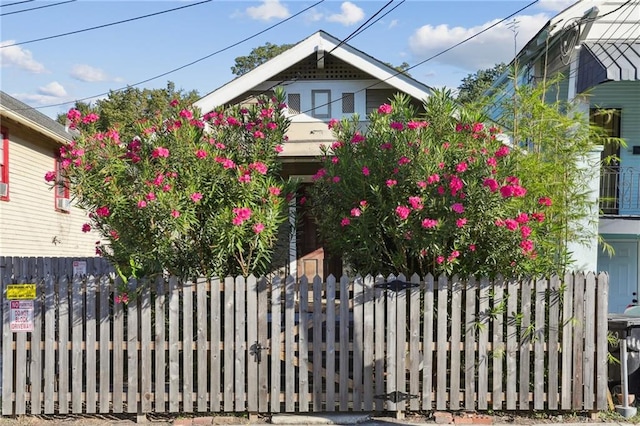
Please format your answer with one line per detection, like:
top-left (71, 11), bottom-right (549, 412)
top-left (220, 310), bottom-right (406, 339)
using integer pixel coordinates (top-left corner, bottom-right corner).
top-left (600, 166), bottom-right (640, 216)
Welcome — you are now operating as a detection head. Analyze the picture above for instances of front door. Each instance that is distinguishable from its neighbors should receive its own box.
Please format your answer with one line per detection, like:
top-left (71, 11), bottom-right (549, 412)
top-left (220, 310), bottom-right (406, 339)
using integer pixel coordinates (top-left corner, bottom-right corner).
top-left (598, 240), bottom-right (639, 313)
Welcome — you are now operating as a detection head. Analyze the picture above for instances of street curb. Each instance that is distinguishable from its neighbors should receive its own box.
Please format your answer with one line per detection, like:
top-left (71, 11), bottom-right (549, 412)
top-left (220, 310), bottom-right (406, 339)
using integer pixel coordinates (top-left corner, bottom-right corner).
top-left (270, 413), bottom-right (371, 424)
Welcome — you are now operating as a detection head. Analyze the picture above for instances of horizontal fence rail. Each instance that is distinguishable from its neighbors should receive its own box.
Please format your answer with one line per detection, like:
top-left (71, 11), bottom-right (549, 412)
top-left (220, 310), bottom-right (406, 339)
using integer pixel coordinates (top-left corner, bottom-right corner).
top-left (0, 257), bottom-right (609, 416)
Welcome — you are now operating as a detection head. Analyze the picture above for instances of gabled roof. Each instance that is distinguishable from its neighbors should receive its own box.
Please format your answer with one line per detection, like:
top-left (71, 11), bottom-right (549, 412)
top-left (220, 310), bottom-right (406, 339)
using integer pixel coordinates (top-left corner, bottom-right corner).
top-left (195, 30), bottom-right (433, 113)
top-left (0, 91), bottom-right (71, 144)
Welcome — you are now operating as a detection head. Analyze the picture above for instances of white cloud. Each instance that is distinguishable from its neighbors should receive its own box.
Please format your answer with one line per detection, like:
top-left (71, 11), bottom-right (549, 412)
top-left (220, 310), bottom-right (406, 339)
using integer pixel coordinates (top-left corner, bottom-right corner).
top-left (327, 1), bottom-right (364, 26)
top-left (0, 41), bottom-right (47, 73)
top-left (537, 0), bottom-right (576, 12)
top-left (70, 64), bottom-right (110, 82)
top-left (304, 7), bottom-right (324, 23)
top-left (408, 13), bottom-right (550, 71)
top-left (388, 19), bottom-right (399, 29)
top-left (38, 81), bottom-right (67, 98)
top-left (246, 0), bottom-right (290, 21)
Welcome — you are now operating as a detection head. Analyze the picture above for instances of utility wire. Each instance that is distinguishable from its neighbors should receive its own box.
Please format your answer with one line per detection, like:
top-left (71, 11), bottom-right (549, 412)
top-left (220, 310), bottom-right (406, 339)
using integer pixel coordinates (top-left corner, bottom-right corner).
top-left (0, 0), bottom-right (34, 8)
top-left (7, 0), bottom-right (325, 112)
top-left (0, 0), bottom-right (74, 17)
top-left (1, 0), bottom-right (211, 47)
top-left (247, 0), bottom-right (402, 103)
top-left (294, 0), bottom-right (540, 118)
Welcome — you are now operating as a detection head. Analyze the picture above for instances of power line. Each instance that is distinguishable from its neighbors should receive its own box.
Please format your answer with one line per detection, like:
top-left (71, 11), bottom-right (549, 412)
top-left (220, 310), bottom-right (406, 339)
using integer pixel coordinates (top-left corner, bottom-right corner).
top-left (1, 0), bottom-right (211, 47)
top-left (247, 0), bottom-right (403, 102)
top-left (0, 0), bottom-right (34, 8)
top-left (0, 0), bottom-right (74, 17)
top-left (294, 0), bottom-right (540, 118)
top-left (7, 0), bottom-right (325, 112)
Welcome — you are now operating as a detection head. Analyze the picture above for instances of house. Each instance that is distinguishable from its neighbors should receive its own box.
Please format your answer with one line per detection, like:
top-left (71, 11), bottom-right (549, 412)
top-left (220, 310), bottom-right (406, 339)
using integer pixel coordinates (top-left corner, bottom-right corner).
top-left (488, 0), bottom-right (640, 312)
top-left (0, 91), bottom-right (99, 258)
top-left (195, 30), bottom-right (433, 279)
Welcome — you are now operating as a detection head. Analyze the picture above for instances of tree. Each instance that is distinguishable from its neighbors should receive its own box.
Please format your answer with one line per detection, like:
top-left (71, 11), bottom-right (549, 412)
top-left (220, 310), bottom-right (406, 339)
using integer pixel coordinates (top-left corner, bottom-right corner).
top-left (47, 87), bottom-right (294, 280)
top-left (231, 43), bottom-right (294, 77)
top-left (56, 82), bottom-right (200, 143)
top-left (457, 63), bottom-right (507, 105)
top-left (308, 85), bottom-right (607, 278)
top-left (231, 43), bottom-right (413, 77)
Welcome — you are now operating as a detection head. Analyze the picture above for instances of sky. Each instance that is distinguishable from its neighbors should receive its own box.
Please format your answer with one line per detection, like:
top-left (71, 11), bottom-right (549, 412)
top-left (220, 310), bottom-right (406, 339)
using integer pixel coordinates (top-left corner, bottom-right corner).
top-left (0, 0), bottom-right (578, 119)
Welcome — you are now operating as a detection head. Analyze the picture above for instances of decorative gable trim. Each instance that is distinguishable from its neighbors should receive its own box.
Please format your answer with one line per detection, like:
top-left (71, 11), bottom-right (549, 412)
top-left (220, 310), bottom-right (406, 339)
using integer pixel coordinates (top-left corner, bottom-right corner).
top-left (195, 31), bottom-right (432, 113)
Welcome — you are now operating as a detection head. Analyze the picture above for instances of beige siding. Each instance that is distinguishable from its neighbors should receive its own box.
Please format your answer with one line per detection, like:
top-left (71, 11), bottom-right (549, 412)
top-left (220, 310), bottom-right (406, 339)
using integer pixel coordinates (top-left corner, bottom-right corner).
top-left (0, 128), bottom-right (99, 257)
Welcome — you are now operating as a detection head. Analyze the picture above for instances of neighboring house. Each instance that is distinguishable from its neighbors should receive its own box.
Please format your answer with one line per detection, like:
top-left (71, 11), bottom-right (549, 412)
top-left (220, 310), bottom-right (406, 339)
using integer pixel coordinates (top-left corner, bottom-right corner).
top-left (195, 30), bottom-right (433, 279)
top-left (489, 0), bottom-right (640, 312)
top-left (0, 91), bottom-right (99, 258)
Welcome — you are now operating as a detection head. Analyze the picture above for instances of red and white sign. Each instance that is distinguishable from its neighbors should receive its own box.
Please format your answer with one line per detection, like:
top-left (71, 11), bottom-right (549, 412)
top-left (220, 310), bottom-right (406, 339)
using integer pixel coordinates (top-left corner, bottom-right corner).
top-left (10, 300), bottom-right (34, 332)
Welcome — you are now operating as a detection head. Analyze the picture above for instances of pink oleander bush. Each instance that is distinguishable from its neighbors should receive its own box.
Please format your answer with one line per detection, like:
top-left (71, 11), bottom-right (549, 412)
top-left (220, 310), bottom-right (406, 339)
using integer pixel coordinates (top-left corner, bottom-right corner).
top-left (46, 87), bottom-right (294, 279)
top-left (309, 91), bottom-right (559, 278)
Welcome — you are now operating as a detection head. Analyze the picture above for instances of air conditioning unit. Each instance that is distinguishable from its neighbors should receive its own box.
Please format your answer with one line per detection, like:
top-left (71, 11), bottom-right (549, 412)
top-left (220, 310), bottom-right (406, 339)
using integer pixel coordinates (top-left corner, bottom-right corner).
top-left (0, 182), bottom-right (7, 197)
top-left (56, 198), bottom-right (71, 211)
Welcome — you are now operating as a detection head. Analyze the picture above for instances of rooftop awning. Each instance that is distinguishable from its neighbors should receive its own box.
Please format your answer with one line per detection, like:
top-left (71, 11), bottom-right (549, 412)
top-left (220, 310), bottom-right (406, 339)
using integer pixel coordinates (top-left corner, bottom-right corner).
top-left (577, 42), bottom-right (640, 93)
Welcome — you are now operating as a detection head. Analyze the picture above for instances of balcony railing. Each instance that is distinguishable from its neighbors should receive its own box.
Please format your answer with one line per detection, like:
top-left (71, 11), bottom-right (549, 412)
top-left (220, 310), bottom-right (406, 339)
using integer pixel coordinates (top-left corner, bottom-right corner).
top-left (600, 165), bottom-right (640, 216)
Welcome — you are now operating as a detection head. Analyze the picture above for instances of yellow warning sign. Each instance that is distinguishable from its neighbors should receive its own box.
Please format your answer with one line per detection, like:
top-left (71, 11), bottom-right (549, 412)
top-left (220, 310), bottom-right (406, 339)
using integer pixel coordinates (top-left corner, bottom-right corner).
top-left (6, 284), bottom-right (36, 300)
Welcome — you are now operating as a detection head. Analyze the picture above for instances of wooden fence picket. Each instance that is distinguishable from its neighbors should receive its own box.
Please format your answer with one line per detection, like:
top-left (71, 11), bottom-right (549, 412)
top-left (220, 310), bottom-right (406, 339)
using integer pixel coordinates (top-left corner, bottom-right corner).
top-left (0, 257), bottom-right (612, 417)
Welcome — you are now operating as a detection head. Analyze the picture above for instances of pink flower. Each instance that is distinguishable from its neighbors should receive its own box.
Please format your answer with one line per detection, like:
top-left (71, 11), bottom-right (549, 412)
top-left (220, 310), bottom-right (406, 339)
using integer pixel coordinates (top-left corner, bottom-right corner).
top-left (250, 162), bottom-right (268, 174)
top-left (275, 145), bottom-right (284, 153)
top-left (253, 131), bottom-right (265, 139)
top-left (96, 206), bottom-right (110, 217)
top-left (417, 181), bottom-right (427, 188)
top-left (171, 210), bottom-right (180, 218)
top-left (341, 217), bottom-right (351, 227)
top-left (232, 207), bottom-right (252, 225)
top-left (539, 197), bottom-right (552, 206)
top-left (378, 104), bottom-right (392, 114)
top-left (362, 166), bottom-right (370, 176)
top-left (179, 109), bottom-right (193, 120)
top-left (332, 176), bottom-right (341, 183)
top-left (500, 185), bottom-right (514, 198)
top-left (162, 184), bottom-right (171, 192)
top-left (486, 157), bottom-right (497, 167)
top-left (152, 147), bottom-right (170, 158)
top-left (269, 187), bottom-right (281, 196)
top-left (448, 250), bottom-right (460, 261)
top-left (483, 178), bottom-right (499, 192)
top-left (521, 225), bottom-right (532, 238)
top-left (390, 122), bottom-right (404, 131)
top-left (451, 203), bottom-right (464, 214)
top-left (82, 223), bottom-right (91, 233)
top-left (456, 218), bottom-right (467, 228)
top-left (532, 212), bottom-right (545, 222)
top-left (66, 108), bottom-right (81, 124)
top-left (328, 118), bottom-right (340, 129)
top-left (386, 179), bottom-right (397, 188)
top-left (520, 239), bottom-right (534, 252)
top-left (456, 162), bottom-right (468, 173)
top-left (146, 192), bottom-right (156, 201)
top-left (82, 113), bottom-right (99, 124)
top-left (436, 256), bottom-right (445, 264)
top-left (351, 208), bottom-right (361, 217)
top-left (504, 219), bottom-right (518, 231)
top-left (395, 205), bottom-right (411, 220)
top-left (109, 230), bottom-right (120, 240)
top-left (360, 200), bottom-right (368, 208)
top-left (427, 174), bottom-right (440, 184)
top-left (380, 143), bottom-right (393, 150)
top-left (351, 133), bottom-right (365, 144)
top-left (44, 171), bottom-right (56, 182)
top-left (190, 192), bottom-right (203, 202)
top-left (253, 223), bottom-right (265, 234)
top-left (516, 213), bottom-right (529, 223)
top-left (170, 99), bottom-right (179, 107)
top-left (469, 244), bottom-right (476, 252)
top-left (449, 176), bottom-right (464, 195)
top-left (137, 200), bottom-right (147, 208)
top-left (409, 196), bottom-right (423, 210)
top-left (421, 218), bottom-right (438, 229)
top-left (495, 146), bottom-right (510, 157)
top-left (398, 156), bottom-right (411, 166)
top-left (196, 149), bottom-right (207, 159)
top-left (472, 123), bottom-right (484, 133)
top-left (332, 157), bottom-right (339, 164)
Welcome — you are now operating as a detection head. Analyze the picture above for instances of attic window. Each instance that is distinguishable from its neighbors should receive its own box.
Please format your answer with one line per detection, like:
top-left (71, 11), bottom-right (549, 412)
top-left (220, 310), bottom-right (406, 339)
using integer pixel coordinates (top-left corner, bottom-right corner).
top-left (288, 93), bottom-right (301, 114)
top-left (312, 90), bottom-right (331, 119)
top-left (342, 93), bottom-right (354, 114)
